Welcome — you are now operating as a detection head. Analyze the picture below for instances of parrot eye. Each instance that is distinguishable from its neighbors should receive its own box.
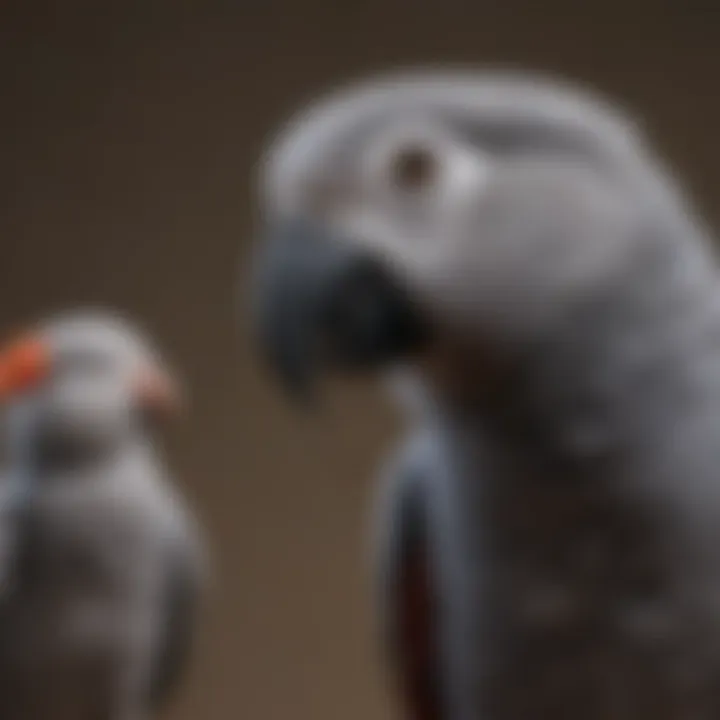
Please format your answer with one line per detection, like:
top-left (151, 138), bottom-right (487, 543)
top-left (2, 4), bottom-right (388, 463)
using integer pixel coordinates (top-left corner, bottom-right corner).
top-left (364, 126), bottom-right (446, 199)
top-left (389, 143), bottom-right (440, 193)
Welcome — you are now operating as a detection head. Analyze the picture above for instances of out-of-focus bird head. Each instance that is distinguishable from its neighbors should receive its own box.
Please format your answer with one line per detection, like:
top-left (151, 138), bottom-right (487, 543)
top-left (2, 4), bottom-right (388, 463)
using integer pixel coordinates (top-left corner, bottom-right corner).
top-left (0, 310), bottom-right (181, 461)
top-left (251, 69), bottom-right (705, 402)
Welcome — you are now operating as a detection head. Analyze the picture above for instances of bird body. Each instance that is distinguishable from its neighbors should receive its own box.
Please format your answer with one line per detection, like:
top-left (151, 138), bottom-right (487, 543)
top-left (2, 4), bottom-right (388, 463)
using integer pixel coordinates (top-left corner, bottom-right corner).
top-left (0, 311), bottom-right (204, 720)
top-left (252, 69), bottom-right (720, 718)
top-left (375, 208), bottom-right (720, 718)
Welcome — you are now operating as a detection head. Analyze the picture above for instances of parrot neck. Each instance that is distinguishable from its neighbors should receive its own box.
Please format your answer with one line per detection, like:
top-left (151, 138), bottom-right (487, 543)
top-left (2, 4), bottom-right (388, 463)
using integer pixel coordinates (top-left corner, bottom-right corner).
top-left (420, 234), bottom-right (720, 467)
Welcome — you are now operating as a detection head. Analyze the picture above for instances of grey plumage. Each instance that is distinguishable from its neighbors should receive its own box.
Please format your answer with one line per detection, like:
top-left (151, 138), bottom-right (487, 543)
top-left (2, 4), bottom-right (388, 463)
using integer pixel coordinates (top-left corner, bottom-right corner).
top-left (0, 310), bottom-right (205, 720)
top-left (252, 69), bottom-right (720, 718)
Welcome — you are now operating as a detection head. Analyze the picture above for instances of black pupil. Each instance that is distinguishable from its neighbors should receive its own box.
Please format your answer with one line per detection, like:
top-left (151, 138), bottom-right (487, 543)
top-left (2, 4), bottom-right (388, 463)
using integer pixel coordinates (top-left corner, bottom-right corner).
top-left (392, 146), bottom-right (435, 190)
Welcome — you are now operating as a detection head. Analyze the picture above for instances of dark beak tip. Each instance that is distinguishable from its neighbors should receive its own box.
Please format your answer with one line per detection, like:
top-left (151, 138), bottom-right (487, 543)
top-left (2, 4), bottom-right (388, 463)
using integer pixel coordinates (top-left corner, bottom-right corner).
top-left (249, 217), bottom-right (428, 407)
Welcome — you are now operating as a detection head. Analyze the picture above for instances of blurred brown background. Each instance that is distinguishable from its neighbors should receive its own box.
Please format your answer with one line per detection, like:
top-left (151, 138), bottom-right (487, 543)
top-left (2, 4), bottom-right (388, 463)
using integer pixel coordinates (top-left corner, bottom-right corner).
top-left (0, 2), bottom-right (717, 719)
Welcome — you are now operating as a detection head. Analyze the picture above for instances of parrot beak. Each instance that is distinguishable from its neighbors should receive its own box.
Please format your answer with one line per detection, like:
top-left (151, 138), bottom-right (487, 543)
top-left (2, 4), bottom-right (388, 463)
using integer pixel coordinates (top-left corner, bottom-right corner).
top-left (252, 219), bottom-right (429, 402)
top-left (0, 335), bottom-right (51, 401)
top-left (133, 363), bottom-right (183, 421)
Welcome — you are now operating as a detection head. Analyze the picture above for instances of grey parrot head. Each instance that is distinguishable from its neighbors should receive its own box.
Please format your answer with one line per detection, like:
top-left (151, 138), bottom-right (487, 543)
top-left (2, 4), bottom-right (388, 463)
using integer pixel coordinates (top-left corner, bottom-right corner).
top-left (251, 69), bottom-right (698, 401)
top-left (0, 309), bottom-right (181, 461)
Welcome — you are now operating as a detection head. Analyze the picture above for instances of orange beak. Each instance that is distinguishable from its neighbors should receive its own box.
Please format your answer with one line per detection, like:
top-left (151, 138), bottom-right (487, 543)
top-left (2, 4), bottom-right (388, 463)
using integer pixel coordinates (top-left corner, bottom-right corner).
top-left (0, 335), bottom-right (51, 401)
top-left (133, 363), bottom-right (183, 419)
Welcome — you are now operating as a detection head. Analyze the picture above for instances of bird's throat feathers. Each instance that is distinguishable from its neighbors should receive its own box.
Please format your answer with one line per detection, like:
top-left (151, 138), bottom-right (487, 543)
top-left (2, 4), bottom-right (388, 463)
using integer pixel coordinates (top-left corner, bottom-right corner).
top-left (406, 236), bottom-right (720, 467)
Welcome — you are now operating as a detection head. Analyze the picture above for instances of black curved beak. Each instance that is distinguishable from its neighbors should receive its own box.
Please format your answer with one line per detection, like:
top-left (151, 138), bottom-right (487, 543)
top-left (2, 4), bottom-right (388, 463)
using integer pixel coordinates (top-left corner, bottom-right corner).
top-left (251, 220), bottom-right (428, 402)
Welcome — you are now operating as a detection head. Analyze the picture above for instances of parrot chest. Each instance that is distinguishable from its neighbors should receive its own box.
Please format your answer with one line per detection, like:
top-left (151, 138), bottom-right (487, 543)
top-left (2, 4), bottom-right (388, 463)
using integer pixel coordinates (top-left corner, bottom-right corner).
top-left (400, 418), bottom-right (720, 719)
top-left (482, 456), bottom-right (718, 718)
top-left (0, 474), bottom-right (169, 671)
top-left (495, 468), bottom-right (662, 630)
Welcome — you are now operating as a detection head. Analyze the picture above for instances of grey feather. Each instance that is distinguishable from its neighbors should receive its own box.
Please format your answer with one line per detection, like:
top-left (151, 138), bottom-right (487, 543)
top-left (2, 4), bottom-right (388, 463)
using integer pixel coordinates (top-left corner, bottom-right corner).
top-left (373, 425), bottom-right (490, 720)
top-left (146, 516), bottom-right (204, 710)
top-left (0, 309), bottom-right (205, 720)
top-left (253, 69), bottom-right (720, 718)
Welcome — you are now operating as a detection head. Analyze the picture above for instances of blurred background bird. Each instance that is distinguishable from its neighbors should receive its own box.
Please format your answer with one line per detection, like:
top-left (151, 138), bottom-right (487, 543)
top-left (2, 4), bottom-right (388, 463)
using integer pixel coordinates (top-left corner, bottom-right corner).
top-left (0, 310), bottom-right (206, 720)
top-left (251, 70), bottom-right (720, 719)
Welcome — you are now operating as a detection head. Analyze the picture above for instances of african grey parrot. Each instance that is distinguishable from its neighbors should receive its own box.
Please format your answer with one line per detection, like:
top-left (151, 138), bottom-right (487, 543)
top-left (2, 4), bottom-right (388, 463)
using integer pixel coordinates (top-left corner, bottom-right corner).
top-left (251, 70), bottom-right (720, 719)
top-left (0, 310), bottom-right (205, 720)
